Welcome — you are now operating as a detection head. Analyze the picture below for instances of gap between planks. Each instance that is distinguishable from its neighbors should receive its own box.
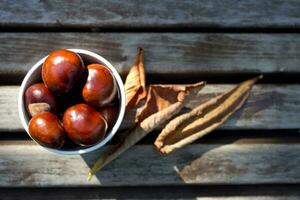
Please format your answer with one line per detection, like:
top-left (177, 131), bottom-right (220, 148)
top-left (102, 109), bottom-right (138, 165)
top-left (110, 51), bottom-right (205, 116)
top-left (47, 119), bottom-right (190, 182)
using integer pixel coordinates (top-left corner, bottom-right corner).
top-left (1, 184), bottom-right (300, 199)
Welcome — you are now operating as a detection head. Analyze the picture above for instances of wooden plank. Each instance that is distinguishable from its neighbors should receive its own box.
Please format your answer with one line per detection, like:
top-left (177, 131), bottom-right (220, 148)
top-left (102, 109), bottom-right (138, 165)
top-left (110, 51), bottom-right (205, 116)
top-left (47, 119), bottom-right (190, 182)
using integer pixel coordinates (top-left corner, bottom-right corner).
top-left (1, 139), bottom-right (300, 186)
top-left (1, 0), bottom-right (300, 29)
top-left (0, 33), bottom-right (300, 83)
top-left (0, 86), bottom-right (21, 132)
top-left (1, 84), bottom-right (299, 132)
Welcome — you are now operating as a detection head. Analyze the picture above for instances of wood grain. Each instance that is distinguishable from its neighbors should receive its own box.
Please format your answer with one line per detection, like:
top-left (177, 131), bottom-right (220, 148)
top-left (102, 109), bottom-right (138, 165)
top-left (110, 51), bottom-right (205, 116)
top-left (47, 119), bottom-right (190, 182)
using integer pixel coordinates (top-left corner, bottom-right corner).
top-left (2, 84), bottom-right (299, 132)
top-left (1, 0), bottom-right (300, 29)
top-left (1, 139), bottom-right (300, 186)
top-left (0, 33), bottom-right (300, 83)
top-left (0, 86), bottom-right (21, 132)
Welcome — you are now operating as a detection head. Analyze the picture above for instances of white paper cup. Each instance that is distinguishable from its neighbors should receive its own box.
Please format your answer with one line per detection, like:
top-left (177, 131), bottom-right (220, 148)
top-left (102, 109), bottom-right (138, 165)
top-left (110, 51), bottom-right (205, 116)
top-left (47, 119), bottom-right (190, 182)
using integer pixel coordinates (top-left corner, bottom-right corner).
top-left (18, 49), bottom-right (126, 155)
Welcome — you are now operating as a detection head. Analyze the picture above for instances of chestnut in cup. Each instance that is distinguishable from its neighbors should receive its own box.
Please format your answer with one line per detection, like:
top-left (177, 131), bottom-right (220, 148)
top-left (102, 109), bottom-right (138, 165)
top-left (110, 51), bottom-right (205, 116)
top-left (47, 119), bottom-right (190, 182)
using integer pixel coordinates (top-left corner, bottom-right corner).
top-left (25, 83), bottom-right (56, 116)
top-left (82, 64), bottom-right (117, 107)
top-left (42, 49), bottom-right (85, 94)
top-left (99, 105), bottom-right (118, 129)
top-left (63, 104), bottom-right (107, 146)
top-left (29, 112), bottom-right (65, 148)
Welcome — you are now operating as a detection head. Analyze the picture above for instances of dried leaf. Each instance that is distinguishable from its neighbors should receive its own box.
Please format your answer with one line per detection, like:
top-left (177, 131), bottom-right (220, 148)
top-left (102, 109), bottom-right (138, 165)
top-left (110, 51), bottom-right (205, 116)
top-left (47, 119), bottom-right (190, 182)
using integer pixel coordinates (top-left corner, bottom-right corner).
top-left (137, 82), bottom-right (205, 122)
top-left (88, 82), bottom-right (205, 180)
top-left (155, 75), bottom-right (263, 154)
top-left (124, 47), bottom-right (147, 111)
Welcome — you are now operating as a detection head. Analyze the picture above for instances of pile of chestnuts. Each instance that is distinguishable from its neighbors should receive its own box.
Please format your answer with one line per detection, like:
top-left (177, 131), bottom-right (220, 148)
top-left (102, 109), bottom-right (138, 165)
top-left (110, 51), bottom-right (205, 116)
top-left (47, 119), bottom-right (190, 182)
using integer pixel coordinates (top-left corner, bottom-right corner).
top-left (25, 49), bottom-right (119, 149)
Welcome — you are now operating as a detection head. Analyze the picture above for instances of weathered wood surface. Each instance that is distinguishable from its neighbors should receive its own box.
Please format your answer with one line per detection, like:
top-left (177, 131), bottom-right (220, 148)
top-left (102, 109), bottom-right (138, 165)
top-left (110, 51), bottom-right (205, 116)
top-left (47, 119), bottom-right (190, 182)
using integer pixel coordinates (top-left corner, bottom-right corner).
top-left (0, 86), bottom-right (20, 132)
top-left (1, 84), bottom-right (299, 132)
top-left (1, 0), bottom-right (300, 29)
top-left (1, 139), bottom-right (300, 186)
top-left (0, 33), bottom-right (300, 83)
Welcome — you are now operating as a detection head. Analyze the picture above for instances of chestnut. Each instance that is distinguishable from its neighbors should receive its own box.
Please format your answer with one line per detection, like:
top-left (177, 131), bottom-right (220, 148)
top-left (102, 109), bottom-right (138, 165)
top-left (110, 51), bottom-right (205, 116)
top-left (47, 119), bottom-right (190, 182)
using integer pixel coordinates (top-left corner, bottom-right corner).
top-left (42, 49), bottom-right (84, 94)
top-left (63, 104), bottom-right (107, 146)
top-left (28, 112), bottom-right (65, 148)
top-left (25, 83), bottom-right (56, 116)
top-left (99, 105), bottom-right (118, 129)
top-left (82, 64), bottom-right (117, 107)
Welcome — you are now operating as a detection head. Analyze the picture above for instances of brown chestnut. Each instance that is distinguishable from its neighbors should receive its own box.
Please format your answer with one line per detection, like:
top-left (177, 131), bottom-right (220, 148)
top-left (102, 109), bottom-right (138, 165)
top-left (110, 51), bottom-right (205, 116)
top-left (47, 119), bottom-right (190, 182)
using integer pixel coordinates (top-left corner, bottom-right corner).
top-left (99, 105), bottom-right (118, 129)
top-left (25, 83), bottom-right (56, 116)
top-left (29, 112), bottom-right (65, 148)
top-left (42, 49), bottom-right (84, 94)
top-left (63, 104), bottom-right (107, 146)
top-left (82, 64), bottom-right (117, 107)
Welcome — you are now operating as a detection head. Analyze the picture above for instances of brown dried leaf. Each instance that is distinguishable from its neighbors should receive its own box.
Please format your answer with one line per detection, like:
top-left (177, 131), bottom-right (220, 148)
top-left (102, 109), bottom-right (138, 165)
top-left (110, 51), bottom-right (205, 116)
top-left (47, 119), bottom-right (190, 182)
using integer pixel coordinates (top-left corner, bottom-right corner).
top-left (137, 82), bottom-right (205, 122)
top-left (88, 82), bottom-right (205, 180)
top-left (124, 47), bottom-right (147, 111)
top-left (155, 75), bottom-right (263, 154)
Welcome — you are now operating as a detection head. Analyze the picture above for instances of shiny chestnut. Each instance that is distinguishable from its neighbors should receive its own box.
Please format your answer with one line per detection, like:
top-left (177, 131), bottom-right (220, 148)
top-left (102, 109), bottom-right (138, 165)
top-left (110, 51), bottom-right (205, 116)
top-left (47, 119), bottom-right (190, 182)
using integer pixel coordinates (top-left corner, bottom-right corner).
top-left (29, 112), bottom-right (65, 148)
top-left (42, 49), bottom-right (84, 94)
top-left (99, 105), bottom-right (118, 129)
top-left (25, 83), bottom-right (56, 115)
top-left (63, 104), bottom-right (107, 146)
top-left (82, 64), bottom-right (117, 107)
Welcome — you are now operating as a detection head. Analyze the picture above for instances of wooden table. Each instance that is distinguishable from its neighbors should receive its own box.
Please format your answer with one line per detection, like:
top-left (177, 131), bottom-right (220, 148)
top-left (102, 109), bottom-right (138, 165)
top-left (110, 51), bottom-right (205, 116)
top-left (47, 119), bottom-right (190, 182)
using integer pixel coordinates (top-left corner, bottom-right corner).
top-left (1, 1), bottom-right (300, 199)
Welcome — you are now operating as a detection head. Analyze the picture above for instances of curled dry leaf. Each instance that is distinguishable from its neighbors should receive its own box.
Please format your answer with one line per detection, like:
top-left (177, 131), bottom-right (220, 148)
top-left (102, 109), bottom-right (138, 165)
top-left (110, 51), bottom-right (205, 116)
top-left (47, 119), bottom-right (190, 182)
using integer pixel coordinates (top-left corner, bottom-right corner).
top-left (137, 82), bottom-right (205, 122)
top-left (88, 82), bottom-right (205, 180)
top-left (155, 75), bottom-right (263, 154)
top-left (124, 47), bottom-right (147, 111)
top-left (28, 103), bottom-right (51, 116)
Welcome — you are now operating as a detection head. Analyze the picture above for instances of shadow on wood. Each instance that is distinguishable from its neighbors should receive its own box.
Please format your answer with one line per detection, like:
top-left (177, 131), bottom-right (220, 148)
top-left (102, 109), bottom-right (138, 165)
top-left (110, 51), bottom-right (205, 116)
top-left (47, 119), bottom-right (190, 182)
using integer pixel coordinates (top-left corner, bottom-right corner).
top-left (80, 136), bottom-right (242, 185)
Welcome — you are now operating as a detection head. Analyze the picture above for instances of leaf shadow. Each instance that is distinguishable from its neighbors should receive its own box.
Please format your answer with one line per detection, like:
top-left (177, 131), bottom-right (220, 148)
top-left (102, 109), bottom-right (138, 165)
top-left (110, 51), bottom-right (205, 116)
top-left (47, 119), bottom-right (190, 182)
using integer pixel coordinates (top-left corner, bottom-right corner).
top-left (80, 130), bottom-right (242, 185)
